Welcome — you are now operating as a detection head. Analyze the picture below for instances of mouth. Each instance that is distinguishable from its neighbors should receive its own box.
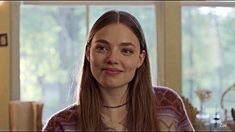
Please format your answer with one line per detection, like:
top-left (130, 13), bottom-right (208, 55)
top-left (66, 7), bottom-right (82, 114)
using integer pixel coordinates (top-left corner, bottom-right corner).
top-left (102, 68), bottom-right (123, 75)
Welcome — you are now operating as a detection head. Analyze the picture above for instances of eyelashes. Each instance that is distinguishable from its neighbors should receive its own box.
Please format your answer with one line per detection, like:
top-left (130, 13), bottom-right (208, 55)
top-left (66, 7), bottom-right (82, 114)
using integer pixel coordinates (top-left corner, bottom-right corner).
top-left (95, 45), bottom-right (108, 52)
top-left (95, 44), bottom-right (134, 56)
top-left (121, 48), bottom-right (134, 55)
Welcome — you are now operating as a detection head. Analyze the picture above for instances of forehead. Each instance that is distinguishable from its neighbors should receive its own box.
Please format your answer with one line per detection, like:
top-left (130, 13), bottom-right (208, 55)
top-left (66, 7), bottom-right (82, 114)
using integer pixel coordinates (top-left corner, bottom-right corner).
top-left (92, 23), bottom-right (139, 47)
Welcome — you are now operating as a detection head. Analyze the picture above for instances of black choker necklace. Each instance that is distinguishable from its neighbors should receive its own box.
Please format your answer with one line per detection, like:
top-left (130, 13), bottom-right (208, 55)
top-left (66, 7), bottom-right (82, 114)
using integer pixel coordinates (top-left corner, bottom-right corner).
top-left (103, 102), bottom-right (127, 108)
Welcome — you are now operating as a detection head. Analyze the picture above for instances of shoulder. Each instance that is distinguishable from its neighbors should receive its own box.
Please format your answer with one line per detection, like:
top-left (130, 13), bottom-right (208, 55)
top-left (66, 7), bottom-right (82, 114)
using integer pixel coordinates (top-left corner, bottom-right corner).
top-left (42, 104), bottom-right (79, 131)
top-left (153, 86), bottom-right (185, 118)
top-left (153, 86), bottom-right (194, 131)
top-left (154, 86), bottom-right (182, 106)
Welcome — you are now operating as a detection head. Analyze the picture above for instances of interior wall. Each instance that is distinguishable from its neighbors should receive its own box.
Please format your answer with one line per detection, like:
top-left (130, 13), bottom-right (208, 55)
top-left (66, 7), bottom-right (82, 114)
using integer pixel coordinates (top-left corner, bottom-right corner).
top-left (0, 1), bottom-right (10, 130)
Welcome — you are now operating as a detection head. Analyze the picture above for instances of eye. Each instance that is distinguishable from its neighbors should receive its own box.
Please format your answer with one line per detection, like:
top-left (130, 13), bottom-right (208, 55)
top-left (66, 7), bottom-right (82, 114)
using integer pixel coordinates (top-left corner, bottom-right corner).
top-left (121, 48), bottom-right (134, 55)
top-left (95, 45), bottom-right (108, 53)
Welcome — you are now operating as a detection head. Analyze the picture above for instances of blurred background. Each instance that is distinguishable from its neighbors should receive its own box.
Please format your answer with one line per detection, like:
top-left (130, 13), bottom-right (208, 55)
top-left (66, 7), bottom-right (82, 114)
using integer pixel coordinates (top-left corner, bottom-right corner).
top-left (1, 1), bottom-right (235, 131)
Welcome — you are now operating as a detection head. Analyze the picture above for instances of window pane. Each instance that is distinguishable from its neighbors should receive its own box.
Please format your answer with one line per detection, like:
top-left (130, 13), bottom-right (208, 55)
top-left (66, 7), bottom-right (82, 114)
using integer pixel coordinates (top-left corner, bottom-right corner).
top-left (182, 6), bottom-right (235, 118)
top-left (89, 5), bottom-right (157, 86)
top-left (20, 5), bottom-right (86, 123)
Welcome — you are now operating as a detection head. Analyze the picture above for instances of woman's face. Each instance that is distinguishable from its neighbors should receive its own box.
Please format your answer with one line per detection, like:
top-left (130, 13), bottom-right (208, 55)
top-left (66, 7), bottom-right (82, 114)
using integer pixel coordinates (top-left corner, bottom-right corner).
top-left (86, 23), bottom-right (145, 89)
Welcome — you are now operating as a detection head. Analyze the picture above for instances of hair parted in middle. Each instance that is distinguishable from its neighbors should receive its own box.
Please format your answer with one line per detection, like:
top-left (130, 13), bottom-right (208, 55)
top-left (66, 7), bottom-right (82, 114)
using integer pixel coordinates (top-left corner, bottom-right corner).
top-left (78, 10), bottom-right (159, 131)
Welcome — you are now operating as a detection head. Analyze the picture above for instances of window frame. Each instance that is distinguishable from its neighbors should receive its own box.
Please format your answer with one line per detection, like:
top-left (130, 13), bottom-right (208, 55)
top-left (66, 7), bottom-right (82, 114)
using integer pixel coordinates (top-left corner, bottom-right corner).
top-left (10, 0), bottom-right (161, 98)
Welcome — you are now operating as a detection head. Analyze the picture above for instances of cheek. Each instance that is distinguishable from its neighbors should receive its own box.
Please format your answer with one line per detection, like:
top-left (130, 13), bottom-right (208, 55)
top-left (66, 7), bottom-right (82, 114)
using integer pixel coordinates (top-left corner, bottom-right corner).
top-left (124, 55), bottom-right (140, 69)
top-left (124, 60), bottom-right (139, 75)
top-left (90, 58), bottom-right (102, 81)
top-left (90, 49), bottom-right (103, 66)
top-left (89, 51), bottom-right (107, 79)
top-left (90, 56), bottom-right (102, 70)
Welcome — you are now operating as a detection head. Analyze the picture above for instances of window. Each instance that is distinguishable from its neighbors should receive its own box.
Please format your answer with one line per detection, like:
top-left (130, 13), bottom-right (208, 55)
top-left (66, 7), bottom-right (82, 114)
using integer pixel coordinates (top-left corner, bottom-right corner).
top-left (20, 5), bottom-right (87, 124)
top-left (182, 5), bottom-right (235, 118)
top-left (20, 2), bottom-right (157, 124)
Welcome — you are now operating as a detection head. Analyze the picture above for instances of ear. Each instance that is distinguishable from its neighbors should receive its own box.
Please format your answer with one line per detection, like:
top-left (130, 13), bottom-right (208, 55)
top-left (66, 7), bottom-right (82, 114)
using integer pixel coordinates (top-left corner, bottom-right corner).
top-left (85, 46), bottom-right (90, 62)
top-left (137, 50), bottom-right (146, 68)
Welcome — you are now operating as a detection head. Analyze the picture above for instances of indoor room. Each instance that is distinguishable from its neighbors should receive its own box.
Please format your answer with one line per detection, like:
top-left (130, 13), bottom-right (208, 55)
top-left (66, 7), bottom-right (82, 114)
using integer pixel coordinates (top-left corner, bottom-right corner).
top-left (0, 1), bottom-right (235, 131)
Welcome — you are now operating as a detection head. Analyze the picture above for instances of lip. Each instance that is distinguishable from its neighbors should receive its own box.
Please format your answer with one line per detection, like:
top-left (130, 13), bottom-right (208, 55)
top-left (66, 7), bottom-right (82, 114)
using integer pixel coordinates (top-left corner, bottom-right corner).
top-left (102, 67), bottom-right (123, 75)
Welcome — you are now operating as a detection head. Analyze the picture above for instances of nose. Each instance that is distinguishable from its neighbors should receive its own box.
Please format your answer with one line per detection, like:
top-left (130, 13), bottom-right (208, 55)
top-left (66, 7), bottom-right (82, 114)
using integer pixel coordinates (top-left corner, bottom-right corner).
top-left (106, 49), bottom-right (119, 65)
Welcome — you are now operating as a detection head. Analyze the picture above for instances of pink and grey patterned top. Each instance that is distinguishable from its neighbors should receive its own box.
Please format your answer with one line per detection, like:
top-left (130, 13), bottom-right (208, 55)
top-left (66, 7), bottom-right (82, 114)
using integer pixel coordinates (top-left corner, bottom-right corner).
top-left (43, 87), bottom-right (195, 131)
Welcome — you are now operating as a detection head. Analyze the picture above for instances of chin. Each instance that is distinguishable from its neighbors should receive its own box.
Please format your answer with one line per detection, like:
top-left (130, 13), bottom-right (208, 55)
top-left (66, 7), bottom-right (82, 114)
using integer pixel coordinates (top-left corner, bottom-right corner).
top-left (101, 84), bottom-right (119, 89)
top-left (100, 82), bottom-right (123, 89)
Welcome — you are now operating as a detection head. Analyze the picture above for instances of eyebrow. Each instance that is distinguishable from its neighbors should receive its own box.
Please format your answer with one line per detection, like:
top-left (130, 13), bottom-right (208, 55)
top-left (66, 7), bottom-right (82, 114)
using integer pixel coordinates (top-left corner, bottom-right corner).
top-left (119, 42), bottom-right (135, 47)
top-left (95, 39), bottom-right (109, 44)
top-left (95, 39), bottom-right (136, 47)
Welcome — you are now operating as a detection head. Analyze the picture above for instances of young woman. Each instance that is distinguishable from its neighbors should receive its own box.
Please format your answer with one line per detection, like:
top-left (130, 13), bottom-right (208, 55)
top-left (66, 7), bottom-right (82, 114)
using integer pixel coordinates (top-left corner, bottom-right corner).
top-left (43, 10), bottom-right (194, 131)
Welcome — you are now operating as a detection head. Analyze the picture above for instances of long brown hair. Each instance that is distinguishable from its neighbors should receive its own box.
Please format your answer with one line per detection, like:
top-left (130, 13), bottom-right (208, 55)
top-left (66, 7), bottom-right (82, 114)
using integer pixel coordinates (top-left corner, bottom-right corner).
top-left (78, 10), bottom-right (158, 131)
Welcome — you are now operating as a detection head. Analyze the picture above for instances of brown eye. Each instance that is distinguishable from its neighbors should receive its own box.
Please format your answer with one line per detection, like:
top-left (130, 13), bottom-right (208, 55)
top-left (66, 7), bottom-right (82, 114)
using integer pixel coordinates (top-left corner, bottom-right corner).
top-left (121, 48), bottom-right (134, 55)
top-left (95, 45), bottom-right (108, 53)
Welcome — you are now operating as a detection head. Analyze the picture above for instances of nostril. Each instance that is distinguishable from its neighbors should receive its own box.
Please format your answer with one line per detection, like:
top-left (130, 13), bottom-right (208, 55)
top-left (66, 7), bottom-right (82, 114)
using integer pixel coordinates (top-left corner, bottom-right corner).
top-left (106, 59), bottom-right (118, 65)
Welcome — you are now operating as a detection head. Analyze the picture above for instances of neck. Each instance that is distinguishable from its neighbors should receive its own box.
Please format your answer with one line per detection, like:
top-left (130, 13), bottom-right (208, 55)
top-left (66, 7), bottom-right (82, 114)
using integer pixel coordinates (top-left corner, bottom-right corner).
top-left (103, 102), bottom-right (127, 108)
top-left (99, 85), bottom-right (128, 107)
